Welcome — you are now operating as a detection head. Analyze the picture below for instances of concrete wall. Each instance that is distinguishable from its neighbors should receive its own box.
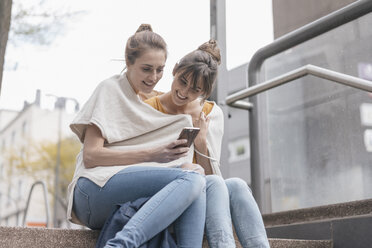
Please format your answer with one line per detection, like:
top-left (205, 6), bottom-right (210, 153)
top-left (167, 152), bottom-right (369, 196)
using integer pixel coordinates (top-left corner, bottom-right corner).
top-left (272, 0), bottom-right (357, 38)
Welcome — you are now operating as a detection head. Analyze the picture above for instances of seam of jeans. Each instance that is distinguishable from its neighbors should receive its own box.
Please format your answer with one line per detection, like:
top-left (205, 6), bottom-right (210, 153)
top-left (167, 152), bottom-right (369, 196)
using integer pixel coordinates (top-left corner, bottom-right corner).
top-left (74, 183), bottom-right (92, 228)
top-left (75, 180), bottom-right (94, 227)
top-left (115, 166), bottom-right (183, 175)
top-left (75, 180), bottom-right (90, 199)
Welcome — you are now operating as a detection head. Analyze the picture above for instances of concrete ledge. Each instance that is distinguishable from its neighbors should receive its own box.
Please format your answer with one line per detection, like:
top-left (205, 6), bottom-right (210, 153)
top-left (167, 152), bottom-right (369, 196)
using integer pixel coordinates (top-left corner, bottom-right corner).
top-left (264, 198), bottom-right (372, 227)
top-left (0, 226), bottom-right (99, 248)
top-left (0, 226), bottom-right (331, 248)
top-left (269, 238), bottom-right (332, 248)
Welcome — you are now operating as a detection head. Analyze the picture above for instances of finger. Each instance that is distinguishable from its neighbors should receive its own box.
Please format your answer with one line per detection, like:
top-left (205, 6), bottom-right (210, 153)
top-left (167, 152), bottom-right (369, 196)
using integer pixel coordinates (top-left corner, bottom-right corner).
top-left (172, 139), bottom-right (187, 148)
top-left (205, 116), bottom-right (211, 125)
top-left (173, 152), bottom-right (188, 160)
top-left (174, 146), bottom-right (189, 154)
top-left (171, 153), bottom-right (187, 161)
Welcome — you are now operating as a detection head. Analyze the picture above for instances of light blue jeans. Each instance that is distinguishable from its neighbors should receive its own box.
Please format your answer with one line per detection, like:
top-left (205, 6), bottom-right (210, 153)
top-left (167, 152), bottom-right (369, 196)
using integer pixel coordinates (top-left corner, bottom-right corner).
top-left (205, 175), bottom-right (269, 248)
top-left (73, 166), bottom-right (206, 248)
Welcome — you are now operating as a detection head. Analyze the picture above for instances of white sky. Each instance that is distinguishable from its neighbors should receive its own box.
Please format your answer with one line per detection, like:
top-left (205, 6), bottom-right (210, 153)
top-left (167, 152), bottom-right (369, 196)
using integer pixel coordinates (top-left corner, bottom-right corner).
top-left (0, 0), bottom-right (273, 111)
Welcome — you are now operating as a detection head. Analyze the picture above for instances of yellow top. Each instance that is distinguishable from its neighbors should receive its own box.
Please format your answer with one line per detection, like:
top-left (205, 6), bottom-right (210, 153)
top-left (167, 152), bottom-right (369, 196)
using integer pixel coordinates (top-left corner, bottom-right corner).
top-left (145, 96), bottom-right (213, 163)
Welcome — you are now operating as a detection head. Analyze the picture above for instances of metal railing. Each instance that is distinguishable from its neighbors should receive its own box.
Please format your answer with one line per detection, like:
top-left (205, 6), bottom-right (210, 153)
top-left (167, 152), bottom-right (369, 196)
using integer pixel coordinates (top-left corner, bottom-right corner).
top-left (22, 181), bottom-right (50, 227)
top-left (226, 64), bottom-right (372, 110)
top-left (225, 0), bottom-right (372, 212)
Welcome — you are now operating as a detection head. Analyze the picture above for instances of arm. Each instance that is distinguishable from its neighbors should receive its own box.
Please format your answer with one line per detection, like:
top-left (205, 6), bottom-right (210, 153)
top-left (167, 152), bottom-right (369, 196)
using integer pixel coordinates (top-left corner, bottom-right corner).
top-left (193, 112), bottom-right (213, 175)
top-left (83, 124), bottom-right (189, 168)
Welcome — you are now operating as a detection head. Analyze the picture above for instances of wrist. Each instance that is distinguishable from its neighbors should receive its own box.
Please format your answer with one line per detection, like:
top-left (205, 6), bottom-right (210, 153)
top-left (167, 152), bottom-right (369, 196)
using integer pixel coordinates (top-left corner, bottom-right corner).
top-left (194, 139), bottom-right (207, 152)
top-left (142, 148), bottom-right (153, 163)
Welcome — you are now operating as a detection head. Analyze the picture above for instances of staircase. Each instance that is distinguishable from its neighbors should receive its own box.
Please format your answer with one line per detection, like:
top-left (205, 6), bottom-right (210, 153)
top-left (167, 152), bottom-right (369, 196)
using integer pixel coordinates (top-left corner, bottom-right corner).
top-left (0, 225), bottom-right (332, 248)
top-left (263, 199), bottom-right (372, 248)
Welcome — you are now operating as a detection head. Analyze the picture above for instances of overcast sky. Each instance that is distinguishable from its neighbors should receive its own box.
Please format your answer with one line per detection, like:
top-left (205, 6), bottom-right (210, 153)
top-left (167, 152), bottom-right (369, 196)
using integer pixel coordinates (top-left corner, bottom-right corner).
top-left (0, 0), bottom-right (273, 111)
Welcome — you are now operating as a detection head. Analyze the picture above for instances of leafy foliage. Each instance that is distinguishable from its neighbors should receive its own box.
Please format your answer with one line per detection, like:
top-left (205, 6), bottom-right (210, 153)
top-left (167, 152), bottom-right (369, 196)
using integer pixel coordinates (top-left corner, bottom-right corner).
top-left (3, 136), bottom-right (81, 202)
top-left (9, 0), bottom-right (84, 46)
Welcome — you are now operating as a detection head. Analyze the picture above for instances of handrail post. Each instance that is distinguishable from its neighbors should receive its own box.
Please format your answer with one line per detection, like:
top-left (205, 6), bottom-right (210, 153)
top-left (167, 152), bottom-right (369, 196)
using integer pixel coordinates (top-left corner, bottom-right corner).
top-left (22, 181), bottom-right (50, 228)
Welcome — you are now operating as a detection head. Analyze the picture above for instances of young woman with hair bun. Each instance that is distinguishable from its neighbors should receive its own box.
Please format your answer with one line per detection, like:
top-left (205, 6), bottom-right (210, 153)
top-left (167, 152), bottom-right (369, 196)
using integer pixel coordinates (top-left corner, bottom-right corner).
top-left (67, 24), bottom-right (207, 247)
top-left (145, 39), bottom-right (270, 248)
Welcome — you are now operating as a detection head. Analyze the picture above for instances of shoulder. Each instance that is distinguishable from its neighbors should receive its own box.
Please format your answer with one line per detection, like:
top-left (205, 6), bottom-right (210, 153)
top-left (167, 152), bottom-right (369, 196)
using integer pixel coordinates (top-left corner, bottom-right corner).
top-left (94, 75), bottom-right (122, 94)
top-left (205, 101), bottom-right (223, 118)
top-left (144, 96), bottom-right (161, 111)
top-left (139, 90), bottom-right (164, 101)
top-left (144, 96), bottom-right (158, 105)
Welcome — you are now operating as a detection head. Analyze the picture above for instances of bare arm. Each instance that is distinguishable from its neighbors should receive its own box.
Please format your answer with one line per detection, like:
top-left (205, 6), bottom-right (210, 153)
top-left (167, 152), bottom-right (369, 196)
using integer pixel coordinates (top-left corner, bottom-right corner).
top-left (194, 140), bottom-right (213, 175)
top-left (83, 124), bottom-right (189, 168)
top-left (193, 112), bottom-right (213, 175)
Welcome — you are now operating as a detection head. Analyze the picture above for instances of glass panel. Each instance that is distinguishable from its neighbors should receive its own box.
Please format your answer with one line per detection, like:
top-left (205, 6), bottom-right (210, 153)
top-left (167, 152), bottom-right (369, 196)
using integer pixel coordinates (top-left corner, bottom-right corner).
top-left (261, 13), bottom-right (372, 212)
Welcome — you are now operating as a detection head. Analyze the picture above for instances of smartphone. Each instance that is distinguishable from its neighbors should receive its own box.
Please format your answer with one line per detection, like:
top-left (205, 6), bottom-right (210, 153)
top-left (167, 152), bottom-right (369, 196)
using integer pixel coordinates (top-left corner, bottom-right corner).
top-left (176, 127), bottom-right (200, 148)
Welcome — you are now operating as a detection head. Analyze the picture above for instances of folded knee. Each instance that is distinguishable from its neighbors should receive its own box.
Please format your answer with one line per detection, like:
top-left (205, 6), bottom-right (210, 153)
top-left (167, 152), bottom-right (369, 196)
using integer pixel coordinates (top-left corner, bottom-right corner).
top-left (225, 177), bottom-right (251, 194)
top-left (206, 174), bottom-right (225, 189)
top-left (183, 170), bottom-right (206, 192)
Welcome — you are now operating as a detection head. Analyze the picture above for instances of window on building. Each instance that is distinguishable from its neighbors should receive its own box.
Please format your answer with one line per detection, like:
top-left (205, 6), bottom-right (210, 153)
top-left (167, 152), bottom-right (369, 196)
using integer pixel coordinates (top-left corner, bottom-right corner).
top-left (22, 121), bottom-right (27, 137)
top-left (1, 139), bottom-right (5, 152)
top-left (11, 131), bottom-right (16, 145)
top-left (6, 184), bottom-right (11, 207)
top-left (18, 180), bottom-right (23, 200)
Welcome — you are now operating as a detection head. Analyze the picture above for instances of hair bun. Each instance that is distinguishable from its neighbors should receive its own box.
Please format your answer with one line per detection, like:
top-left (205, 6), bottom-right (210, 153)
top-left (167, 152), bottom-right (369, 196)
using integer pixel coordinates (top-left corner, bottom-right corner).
top-left (136, 24), bottom-right (153, 33)
top-left (198, 39), bottom-right (221, 65)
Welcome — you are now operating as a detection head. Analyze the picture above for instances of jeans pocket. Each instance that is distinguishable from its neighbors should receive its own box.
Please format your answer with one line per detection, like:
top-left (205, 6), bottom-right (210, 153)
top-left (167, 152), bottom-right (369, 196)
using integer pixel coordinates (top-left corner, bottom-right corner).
top-left (73, 181), bottom-right (91, 227)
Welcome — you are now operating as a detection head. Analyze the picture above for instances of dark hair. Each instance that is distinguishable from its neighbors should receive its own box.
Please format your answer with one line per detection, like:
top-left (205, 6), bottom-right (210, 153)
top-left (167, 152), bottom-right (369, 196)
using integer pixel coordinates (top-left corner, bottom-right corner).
top-left (125, 24), bottom-right (168, 66)
top-left (173, 39), bottom-right (221, 102)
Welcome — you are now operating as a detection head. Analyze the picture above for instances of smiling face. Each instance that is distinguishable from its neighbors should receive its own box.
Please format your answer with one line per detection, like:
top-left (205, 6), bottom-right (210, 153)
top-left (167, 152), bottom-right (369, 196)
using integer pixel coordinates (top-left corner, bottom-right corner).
top-left (126, 49), bottom-right (166, 94)
top-left (170, 71), bottom-right (204, 106)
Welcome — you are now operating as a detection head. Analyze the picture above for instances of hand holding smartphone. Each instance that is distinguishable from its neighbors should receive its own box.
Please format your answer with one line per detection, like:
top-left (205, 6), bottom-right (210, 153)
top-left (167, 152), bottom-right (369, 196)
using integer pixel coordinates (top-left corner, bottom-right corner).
top-left (175, 127), bottom-right (200, 148)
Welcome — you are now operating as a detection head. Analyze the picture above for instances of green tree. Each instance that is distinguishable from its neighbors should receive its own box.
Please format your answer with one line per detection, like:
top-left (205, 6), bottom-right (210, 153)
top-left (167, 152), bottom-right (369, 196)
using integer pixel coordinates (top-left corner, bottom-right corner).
top-left (4, 136), bottom-right (81, 209)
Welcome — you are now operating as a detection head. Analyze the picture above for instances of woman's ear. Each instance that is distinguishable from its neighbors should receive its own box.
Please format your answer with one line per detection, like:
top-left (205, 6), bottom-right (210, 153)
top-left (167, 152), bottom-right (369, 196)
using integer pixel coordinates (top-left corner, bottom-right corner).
top-left (172, 63), bottom-right (179, 76)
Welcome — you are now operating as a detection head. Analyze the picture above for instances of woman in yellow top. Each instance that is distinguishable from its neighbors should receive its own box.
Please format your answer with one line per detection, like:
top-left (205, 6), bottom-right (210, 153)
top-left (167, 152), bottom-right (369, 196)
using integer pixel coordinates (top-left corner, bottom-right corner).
top-left (145, 40), bottom-right (270, 248)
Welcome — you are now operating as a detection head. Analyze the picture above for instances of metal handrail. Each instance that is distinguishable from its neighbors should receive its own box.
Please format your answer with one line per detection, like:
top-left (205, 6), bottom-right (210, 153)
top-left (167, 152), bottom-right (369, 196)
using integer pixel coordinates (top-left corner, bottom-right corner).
top-left (227, 0), bottom-right (372, 212)
top-left (226, 64), bottom-right (372, 110)
top-left (248, 0), bottom-right (372, 85)
top-left (22, 181), bottom-right (50, 227)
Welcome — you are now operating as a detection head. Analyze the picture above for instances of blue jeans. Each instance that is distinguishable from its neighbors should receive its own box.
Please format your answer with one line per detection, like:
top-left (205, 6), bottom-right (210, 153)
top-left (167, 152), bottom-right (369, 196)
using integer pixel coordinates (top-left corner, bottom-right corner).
top-left (205, 175), bottom-right (269, 248)
top-left (73, 166), bottom-right (206, 248)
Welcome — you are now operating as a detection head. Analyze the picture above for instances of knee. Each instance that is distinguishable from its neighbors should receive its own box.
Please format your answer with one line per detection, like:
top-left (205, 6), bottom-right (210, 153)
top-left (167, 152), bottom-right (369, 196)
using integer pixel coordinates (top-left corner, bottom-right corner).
top-left (225, 177), bottom-right (252, 195)
top-left (184, 170), bottom-right (206, 193)
top-left (180, 162), bottom-right (205, 175)
top-left (206, 174), bottom-right (225, 189)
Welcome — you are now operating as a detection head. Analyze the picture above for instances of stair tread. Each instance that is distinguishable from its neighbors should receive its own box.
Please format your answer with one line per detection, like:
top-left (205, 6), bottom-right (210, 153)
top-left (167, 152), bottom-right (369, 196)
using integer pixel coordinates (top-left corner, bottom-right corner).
top-left (0, 226), bottom-right (332, 248)
top-left (264, 198), bottom-right (372, 227)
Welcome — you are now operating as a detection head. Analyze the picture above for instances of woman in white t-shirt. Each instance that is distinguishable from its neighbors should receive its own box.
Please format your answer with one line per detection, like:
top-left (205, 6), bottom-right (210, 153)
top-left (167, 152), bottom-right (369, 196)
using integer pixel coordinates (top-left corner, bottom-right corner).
top-left (68, 24), bottom-right (206, 248)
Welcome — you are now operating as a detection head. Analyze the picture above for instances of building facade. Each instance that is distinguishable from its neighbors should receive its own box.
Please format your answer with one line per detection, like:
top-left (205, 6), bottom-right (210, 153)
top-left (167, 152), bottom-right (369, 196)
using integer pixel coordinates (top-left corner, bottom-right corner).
top-left (0, 90), bottom-right (79, 227)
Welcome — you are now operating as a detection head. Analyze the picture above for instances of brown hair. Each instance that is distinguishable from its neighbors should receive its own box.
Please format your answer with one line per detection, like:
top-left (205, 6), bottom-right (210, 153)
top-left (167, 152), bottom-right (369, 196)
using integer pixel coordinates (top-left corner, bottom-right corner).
top-left (125, 24), bottom-right (167, 66)
top-left (173, 39), bottom-right (221, 102)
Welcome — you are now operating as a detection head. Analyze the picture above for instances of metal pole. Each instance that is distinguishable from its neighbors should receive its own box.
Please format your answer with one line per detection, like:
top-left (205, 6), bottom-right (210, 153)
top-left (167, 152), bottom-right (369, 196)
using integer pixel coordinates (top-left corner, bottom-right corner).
top-left (210, 0), bottom-right (230, 177)
top-left (53, 103), bottom-right (62, 228)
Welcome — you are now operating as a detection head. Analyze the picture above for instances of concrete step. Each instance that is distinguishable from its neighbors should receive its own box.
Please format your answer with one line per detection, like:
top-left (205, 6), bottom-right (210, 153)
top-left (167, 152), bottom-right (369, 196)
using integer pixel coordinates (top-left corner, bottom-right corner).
top-left (0, 226), bottom-right (332, 248)
top-left (263, 198), bottom-right (372, 227)
top-left (268, 238), bottom-right (332, 248)
top-left (0, 226), bottom-right (99, 248)
top-left (263, 199), bottom-right (372, 248)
